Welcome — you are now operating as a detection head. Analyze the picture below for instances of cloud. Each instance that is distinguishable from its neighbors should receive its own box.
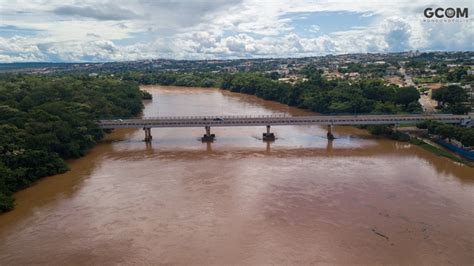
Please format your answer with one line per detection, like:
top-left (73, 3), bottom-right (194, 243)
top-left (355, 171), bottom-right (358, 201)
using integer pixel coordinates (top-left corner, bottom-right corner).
top-left (86, 33), bottom-right (101, 38)
top-left (36, 40), bottom-right (122, 62)
top-left (53, 4), bottom-right (140, 20)
top-left (382, 18), bottom-right (412, 52)
top-left (0, 0), bottom-right (472, 62)
top-left (308, 25), bottom-right (320, 33)
top-left (225, 34), bottom-right (252, 53)
top-left (0, 36), bottom-right (45, 61)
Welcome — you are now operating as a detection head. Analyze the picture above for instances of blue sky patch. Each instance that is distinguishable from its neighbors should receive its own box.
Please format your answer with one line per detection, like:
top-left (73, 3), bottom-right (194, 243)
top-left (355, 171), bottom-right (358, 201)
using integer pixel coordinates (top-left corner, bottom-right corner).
top-left (282, 11), bottom-right (375, 37)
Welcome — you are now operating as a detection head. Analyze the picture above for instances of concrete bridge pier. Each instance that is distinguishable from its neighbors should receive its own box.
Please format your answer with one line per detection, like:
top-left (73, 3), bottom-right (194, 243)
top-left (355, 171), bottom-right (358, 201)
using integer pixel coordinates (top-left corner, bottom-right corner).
top-left (326, 139), bottom-right (334, 153)
top-left (206, 141), bottom-right (213, 152)
top-left (262, 125), bottom-right (275, 141)
top-left (143, 128), bottom-right (152, 142)
top-left (327, 125), bottom-right (335, 140)
top-left (201, 126), bottom-right (215, 142)
top-left (265, 140), bottom-right (272, 153)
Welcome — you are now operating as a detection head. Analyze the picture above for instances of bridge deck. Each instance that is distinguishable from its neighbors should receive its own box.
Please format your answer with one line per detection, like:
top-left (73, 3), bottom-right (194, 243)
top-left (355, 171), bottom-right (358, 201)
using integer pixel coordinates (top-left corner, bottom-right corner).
top-left (98, 114), bottom-right (470, 129)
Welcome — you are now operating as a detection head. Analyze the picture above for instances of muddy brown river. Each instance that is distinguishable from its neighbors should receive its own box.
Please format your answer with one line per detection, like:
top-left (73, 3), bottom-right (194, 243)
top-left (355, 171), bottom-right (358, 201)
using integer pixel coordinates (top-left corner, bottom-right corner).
top-left (0, 86), bottom-right (473, 265)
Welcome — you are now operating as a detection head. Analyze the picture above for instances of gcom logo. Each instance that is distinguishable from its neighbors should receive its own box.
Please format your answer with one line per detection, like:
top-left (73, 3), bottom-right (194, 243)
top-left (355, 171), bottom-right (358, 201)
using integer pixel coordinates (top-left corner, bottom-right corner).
top-left (424, 7), bottom-right (468, 18)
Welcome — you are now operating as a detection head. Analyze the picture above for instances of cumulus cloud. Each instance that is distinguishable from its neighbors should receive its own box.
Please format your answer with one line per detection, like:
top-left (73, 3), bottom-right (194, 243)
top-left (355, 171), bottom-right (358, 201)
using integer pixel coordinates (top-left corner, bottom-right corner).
top-left (382, 18), bottom-right (412, 52)
top-left (0, 0), bottom-right (472, 62)
top-left (1, 39), bottom-right (123, 62)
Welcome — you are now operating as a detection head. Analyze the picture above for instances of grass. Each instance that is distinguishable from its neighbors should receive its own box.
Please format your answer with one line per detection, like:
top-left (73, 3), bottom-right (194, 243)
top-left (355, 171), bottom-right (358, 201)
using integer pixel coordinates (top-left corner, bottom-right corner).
top-left (409, 138), bottom-right (471, 165)
top-left (397, 124), bottom-right (417, 128)
top-left (413, 76), bottom-right (442, 84)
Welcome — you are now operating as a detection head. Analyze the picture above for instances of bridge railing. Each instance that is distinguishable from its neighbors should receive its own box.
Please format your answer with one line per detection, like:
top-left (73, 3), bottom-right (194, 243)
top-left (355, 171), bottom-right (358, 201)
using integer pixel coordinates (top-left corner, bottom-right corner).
top-left (100, 113), bottom-right (466, 121)
top-left (140, 114), bottom-right (291, 120)
top-left (97, 114), bottom-right (470, 124)
top-left (143, 113), bottom-right (352, 119)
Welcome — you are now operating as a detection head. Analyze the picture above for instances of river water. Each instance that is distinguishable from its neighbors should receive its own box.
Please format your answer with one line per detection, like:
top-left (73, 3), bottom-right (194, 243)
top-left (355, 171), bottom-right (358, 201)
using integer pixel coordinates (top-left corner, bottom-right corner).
top-left (0, 85), bottom-right (473, 265)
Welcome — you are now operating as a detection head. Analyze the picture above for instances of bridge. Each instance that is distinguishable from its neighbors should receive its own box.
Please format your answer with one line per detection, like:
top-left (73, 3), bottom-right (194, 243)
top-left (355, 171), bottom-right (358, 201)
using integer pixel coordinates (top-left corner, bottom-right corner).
top-left (98, 114), bottom-right (471, 142)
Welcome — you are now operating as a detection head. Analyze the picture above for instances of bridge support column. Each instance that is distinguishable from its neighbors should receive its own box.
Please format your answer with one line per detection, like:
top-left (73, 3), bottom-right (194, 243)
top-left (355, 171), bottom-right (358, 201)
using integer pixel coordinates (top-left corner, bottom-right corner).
top-left (143, 128), bottom-right (152, 142)
top-left (262, 125), bottom-right (275, 141)
top-left (327, 125), bottom-right (335, 140)
top-left (201, 126), bottom-right (215, 142)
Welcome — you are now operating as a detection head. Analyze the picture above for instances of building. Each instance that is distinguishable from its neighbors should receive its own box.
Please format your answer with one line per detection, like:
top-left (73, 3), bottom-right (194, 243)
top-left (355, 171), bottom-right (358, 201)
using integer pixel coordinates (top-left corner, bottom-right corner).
top-left (345, 72), bottom-right (360, 80)
top-left (462, 84), bottom-right (474, 110)
top-left (386, 66), bottom-right (398, 76)
top-left (328, 63), bottom-right (338, 71)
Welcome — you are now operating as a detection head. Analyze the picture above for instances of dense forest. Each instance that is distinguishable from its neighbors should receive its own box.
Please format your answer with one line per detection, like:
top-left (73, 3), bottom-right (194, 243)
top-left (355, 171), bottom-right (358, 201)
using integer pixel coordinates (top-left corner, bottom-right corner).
top-left (221, 68), bottom-right (422, 114)
top-left (0, 75), bottom-right (144, 212)
top-left (122, 71), bottom-right (223, 88)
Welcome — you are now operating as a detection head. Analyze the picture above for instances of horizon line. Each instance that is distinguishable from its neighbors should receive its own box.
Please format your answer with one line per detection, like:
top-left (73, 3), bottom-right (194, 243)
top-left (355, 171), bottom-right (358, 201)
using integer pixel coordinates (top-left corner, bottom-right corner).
top-left (1, 50), bottom-right (473, 65)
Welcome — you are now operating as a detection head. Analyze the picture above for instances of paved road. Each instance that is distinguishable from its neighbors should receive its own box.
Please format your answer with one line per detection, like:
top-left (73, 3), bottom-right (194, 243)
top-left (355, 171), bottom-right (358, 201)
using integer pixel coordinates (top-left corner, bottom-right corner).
top-left (400, 64), bottom-right (437, 113)
top-left (399, 66), bottom-right (415, 87)
top-left (419, 94), bottom-right (437, 113)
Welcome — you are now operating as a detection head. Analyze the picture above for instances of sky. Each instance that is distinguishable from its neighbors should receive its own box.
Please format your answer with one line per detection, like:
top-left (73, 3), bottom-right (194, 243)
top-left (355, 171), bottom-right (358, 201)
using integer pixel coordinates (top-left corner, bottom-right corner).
top-left (0, 0), bottom-right (472, 62)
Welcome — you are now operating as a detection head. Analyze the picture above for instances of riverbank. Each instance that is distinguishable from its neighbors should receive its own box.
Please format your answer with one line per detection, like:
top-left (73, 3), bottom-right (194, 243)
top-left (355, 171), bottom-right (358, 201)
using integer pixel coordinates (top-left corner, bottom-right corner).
top-left (409, 137), bottom-right (472, 165)
top-left (369, 126), bottom-right (473, 165)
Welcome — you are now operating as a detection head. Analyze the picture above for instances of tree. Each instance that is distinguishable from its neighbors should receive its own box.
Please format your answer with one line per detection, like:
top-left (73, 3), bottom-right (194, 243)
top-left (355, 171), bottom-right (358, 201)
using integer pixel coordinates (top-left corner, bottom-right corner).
top-left (373, 102), bottom-right (399, 114)
top-left (432, 85), bottom-right (469, 114)
top-left (447, 103), bottom-right (471, 115)
top-left (395, 86), bottom-right (419, 106)
top-left (432, 85), bottom-right (467, 104)
top-left (0, 163), bottom-right (14, 212)
top-left (447, 67), bottom-right (467, 82)
top-left (435, 124), bottom-right (455, 141)
top-left (268, 71), bottom-right (280, 80)
top-left (141, 90), bottom-right (152, 100)
top-left (460, 130), bottom-right (474, 147)
top-left (425, 120), bottom-right (474, 147)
